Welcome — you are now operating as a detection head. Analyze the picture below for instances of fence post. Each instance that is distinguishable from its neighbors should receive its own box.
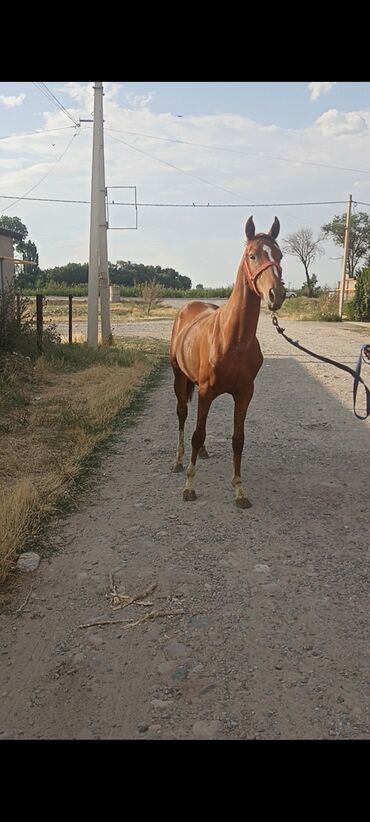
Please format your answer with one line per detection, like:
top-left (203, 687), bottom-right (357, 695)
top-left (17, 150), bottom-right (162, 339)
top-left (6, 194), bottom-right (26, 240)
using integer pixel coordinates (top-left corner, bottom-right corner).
top-left (68, 294), bottom-right (73, 344)
top-left (36, 293), bottom-right (43, 355)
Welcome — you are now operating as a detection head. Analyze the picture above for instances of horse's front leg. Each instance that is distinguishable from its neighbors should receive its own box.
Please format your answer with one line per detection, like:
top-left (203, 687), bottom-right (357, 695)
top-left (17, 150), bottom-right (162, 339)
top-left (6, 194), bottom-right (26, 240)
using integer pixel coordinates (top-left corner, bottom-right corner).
top-left (183, 390), bottom-right (213, 501)
top-left (231, 386), bottom-right (254, 509)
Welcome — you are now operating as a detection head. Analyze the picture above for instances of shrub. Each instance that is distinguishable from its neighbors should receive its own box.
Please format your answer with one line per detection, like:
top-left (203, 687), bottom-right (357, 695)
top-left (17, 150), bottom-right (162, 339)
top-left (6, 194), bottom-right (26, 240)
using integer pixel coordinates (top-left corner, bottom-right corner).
top-left (351, 268), bottom-right (370, 321)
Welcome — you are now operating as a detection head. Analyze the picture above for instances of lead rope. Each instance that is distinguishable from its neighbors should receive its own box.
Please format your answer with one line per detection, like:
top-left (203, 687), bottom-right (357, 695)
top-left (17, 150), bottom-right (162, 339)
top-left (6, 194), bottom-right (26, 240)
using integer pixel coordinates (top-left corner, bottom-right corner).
top-left (271, 313), bottom-right (370, 421)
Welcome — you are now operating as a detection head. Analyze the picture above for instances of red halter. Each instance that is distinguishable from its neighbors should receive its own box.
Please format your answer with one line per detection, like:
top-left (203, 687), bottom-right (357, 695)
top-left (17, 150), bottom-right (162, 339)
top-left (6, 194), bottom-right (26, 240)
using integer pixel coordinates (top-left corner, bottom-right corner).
top-left (244, 256), bottom-right (283, 297)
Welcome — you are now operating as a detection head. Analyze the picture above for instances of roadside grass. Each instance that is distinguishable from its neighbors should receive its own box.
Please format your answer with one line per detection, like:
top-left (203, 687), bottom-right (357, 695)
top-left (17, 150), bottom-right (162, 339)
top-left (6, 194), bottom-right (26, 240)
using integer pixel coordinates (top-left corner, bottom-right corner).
top-left (0, 336), bottom-right (169, 586)
top-left (275, 294), bottom-right (341, 322)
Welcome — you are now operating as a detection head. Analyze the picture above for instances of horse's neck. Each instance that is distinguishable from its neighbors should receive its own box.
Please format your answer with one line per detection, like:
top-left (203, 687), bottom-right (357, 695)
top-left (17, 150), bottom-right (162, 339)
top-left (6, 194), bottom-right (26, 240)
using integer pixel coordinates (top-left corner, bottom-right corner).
top-left (220, 257), bottom-right (261, 345)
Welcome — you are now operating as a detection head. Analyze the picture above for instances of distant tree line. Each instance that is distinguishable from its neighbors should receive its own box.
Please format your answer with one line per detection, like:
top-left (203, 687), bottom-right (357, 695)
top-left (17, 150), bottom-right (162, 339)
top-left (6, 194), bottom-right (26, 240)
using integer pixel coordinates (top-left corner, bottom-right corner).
top-left (39, 260), bottom-right (192, 290)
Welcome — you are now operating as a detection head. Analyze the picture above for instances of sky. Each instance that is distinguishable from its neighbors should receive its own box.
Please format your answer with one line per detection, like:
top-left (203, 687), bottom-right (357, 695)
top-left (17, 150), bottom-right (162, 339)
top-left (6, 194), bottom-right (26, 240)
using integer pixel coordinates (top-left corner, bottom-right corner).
top-left (1, 81), bottom-right (370, 289)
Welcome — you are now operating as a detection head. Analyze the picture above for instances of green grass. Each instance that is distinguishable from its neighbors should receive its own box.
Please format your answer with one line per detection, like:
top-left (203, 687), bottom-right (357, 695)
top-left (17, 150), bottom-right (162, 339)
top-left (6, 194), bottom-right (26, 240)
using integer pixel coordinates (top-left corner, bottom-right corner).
top-left (43, 341), bottom-right (142, 371)
top-left (279, 295), bottom-right (341, 322)
top-left (0, 354), bottom-right (33, 415)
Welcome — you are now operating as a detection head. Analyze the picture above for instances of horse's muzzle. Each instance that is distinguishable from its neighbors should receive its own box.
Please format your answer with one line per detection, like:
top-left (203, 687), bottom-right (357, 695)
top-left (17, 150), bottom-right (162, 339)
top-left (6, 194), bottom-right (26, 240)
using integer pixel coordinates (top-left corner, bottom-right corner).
top-left (267, 285), bottom-right (286, 311)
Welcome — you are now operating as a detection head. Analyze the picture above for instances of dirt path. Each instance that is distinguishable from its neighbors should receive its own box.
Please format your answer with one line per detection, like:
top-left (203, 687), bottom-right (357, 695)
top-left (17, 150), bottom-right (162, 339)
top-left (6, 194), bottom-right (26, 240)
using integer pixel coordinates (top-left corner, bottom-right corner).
top-left (1, 314), bottom-right (369, 739)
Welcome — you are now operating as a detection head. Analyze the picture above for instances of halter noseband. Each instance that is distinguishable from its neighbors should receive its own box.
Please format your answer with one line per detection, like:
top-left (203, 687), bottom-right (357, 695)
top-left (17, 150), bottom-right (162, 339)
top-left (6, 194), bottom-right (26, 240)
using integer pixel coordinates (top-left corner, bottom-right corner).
top-left (244, 256), bottom-right (283, 297)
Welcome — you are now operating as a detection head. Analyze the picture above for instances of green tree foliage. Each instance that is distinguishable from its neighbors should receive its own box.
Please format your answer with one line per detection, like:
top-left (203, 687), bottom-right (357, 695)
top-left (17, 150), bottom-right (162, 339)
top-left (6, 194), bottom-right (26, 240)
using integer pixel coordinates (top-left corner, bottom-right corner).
top-left (0, 215), bottom-right (28, 245)
top-left (351, 267), bottom-right (370, 320)
top-left (299, 273), bottom-right (321, 297)
top-left (0, 215), bottom-right (42, 287)
top-left (40, 260), bottom-right (192, 291)
top-left (321, 212), bottom-right (370, 278)
top-left (109, 261), bottom-right (191, 290)
top-left (43, 262), bottom-right (88, 285)
top-left (283, 228), bottom-right (324, 297)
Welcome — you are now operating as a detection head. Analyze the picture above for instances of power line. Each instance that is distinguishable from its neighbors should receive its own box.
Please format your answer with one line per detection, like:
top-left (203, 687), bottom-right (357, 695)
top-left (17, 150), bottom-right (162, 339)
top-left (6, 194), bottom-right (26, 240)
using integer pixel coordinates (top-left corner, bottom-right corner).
top-left (106, 199), bottom-right (349, 208)
top-left (0, 131), bottom-right (79, 214)
top-left (103, 130), bottom-right (332, 230)
top-left (0, 125), bottom-right (77, 142)
top-left (0, 194), bottom-right (353, 207)
top-left (105, 130), bottom-right (248, 201)
top-left (105, 125), bottom-right (370, 177)
top-left (33, 82), bottom-right (80, 127)
top-left (0, 194), bottom-right (89, 204)
top-left (32, 82), bottom-right (80, 127)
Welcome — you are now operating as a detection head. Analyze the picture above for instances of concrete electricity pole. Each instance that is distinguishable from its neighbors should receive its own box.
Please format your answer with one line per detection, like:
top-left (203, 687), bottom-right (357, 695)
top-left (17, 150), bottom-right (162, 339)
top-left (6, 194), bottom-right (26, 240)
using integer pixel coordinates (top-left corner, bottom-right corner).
top-left (87, 81), bottom-right (111, 348)
top-left (338, 194), bottom-right (352, 319)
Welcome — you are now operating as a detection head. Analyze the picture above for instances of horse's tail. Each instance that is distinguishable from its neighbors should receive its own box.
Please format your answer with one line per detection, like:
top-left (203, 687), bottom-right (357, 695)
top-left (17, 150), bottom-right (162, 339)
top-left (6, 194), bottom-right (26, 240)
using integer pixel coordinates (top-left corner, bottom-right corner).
top-left (187, 380), bottom-right (195, 403)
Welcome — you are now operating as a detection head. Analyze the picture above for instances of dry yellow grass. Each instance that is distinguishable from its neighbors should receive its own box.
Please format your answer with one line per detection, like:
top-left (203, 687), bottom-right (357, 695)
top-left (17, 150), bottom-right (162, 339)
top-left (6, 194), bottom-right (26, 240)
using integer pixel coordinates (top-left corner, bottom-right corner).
top-left (0, 346), bottom-right (162, 584)
top-left (28, 297), bottom-right (177, 324)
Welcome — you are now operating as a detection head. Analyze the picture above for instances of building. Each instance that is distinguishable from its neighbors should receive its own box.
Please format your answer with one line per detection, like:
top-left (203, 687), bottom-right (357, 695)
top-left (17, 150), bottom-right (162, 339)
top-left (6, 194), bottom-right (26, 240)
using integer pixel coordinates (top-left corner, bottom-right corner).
top-left (336, 277), bottom-right (356, 301)
top-left (0, 227), bottom-right (23, 297)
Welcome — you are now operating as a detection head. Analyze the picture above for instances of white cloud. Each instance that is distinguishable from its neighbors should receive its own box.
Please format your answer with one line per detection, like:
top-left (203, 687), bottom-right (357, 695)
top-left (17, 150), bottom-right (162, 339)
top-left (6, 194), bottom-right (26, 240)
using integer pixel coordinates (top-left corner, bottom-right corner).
top-left (308, 82), bottom-right (336, 102)
top-left (0, 93), bottom-right (26, 108)
top-left (314, 108), bottom-right (368, 137)
top-left (123, 91), bottom-right (156, 109)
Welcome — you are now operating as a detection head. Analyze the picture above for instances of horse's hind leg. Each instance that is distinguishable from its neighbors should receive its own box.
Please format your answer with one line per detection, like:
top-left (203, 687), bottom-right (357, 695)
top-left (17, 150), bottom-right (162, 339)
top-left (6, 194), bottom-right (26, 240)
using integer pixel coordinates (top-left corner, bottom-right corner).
top-left (172, 369), bottom-right (189, 472)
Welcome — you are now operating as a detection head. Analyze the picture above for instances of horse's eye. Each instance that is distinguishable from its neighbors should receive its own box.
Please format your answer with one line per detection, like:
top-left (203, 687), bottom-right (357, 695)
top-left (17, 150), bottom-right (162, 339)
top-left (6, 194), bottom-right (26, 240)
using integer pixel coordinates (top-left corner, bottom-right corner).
top-left (249, 254), bottom-right (256, 261)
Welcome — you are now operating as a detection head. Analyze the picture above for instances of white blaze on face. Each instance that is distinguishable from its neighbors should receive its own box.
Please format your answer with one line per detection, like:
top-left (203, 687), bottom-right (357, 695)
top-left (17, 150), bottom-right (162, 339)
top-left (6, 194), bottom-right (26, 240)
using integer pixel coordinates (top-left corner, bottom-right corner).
top-left (263, 244), bottom-right (279, 277)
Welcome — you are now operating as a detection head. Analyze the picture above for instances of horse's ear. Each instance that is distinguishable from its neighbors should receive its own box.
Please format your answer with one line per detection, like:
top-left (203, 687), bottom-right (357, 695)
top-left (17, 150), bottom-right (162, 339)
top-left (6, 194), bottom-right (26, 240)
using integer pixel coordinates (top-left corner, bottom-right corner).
top-left (245, 216), bottom-right (255, 240)
top-left (269, 216), bottom-right (280, 240)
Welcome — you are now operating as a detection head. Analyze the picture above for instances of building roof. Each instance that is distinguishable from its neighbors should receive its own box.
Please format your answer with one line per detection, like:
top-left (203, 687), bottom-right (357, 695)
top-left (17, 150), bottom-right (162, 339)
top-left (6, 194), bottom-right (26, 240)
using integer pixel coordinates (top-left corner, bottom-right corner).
top-left (0, 227), bottom-right (23, 241)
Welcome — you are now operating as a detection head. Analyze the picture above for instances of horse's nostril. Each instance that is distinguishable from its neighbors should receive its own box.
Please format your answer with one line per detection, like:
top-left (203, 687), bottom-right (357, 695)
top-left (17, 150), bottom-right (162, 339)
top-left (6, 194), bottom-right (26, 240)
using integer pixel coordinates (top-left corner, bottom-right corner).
top-left (269, 288), bottom-right (275, 303)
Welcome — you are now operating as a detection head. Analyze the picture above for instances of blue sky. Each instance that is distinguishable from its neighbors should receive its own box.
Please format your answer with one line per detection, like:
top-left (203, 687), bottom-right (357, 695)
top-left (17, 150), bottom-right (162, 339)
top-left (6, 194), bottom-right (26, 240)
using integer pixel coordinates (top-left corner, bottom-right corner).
top-left (1, 81), bottom-right (370, 288)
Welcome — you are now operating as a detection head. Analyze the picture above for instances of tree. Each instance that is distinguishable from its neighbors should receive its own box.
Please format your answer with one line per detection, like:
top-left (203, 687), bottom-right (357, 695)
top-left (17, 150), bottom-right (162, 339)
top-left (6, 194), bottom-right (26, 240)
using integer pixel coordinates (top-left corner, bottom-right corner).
top-left (321, 211), bottom-right (370, 278)
top-left (351, 267), bottom-right (370, 320)
top-left (44, 262), bottom-right (88, 285)
top-left (140, 279), bottom-right (163, 315)
top-left (299, 273), bottom-right (321, 298)
top-left (196, 283), bottom-right (204, 290)
top-left (0, 215), bottom-right (41, 287)
top-left (19, 240), bottom-right (42, 287)
top-left (283, 228), bottom-right (324, 297)
top-left (0, 215), bottom-right (28, 247)
top-left (110, 260), bottom-right (191, 290)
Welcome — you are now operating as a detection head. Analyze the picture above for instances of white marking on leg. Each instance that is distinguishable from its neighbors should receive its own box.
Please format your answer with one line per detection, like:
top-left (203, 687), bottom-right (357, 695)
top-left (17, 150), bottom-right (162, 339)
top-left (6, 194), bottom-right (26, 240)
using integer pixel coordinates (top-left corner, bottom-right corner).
top-left (231, 475), bottom-right (247, 501)
top-left (263, 244), bottom-right (278, 277)
top-left (184, 461), bottom-right (196, 492)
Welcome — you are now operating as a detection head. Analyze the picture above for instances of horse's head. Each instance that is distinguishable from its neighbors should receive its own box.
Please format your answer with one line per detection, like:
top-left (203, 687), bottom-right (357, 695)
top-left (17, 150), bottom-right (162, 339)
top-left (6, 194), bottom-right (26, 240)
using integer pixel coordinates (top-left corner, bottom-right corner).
top-left (244, 216), bottom-right (286, 311)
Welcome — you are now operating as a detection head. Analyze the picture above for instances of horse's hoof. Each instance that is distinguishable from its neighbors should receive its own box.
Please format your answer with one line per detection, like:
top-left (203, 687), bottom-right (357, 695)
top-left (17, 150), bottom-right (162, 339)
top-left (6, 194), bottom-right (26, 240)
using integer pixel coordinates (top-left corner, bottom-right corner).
top-left (235, 496), bottom-right (252, 509)
top-left (198, 447), bottom-right (210, 459)
top-left (172, 463), bottom-right (184, 473)
top-left (183, 489), bottom-right (197, 501)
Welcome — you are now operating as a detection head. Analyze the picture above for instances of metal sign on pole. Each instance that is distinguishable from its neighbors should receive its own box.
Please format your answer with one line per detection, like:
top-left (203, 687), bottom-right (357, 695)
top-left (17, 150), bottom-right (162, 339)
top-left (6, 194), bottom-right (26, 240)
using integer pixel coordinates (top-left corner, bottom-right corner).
top-left (338, 194), bottom-right (352, 319)
top-left (106, 187), bottom-right (138, 230)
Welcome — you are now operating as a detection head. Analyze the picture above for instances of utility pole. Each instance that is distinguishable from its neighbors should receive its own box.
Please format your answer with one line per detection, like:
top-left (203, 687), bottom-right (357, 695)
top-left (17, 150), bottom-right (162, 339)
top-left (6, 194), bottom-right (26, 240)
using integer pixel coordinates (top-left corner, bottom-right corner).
top-left (87, 81), bottom-right (111, 348)
top-left (338, 194), bottom-right (352, 319)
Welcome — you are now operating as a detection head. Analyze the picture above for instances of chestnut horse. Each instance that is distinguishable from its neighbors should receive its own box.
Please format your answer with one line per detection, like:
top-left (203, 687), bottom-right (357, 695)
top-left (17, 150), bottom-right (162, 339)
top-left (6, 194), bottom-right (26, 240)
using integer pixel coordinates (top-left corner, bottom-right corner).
top-left (170, 216), bottom-right (286, 508)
